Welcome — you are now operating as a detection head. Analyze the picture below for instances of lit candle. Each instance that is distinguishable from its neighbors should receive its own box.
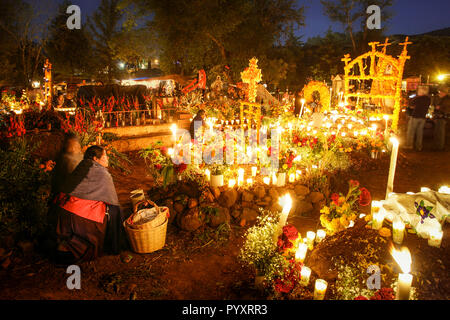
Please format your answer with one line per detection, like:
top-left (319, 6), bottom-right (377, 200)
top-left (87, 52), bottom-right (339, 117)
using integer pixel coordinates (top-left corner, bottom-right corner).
top-left (295, 170), bottom-right (302, 180)
top-left (263, 177), bottom-right (270, 185)
top-left (238, 168), bottom-right (244, 186)
top-left (372, 210), bottom-right (385, 230)
top-left (204, 169), bottom-right (211, 181)
top-left (170, 124), bottom-right (177, 145)
top-left (428, 229), bottom-right (443, 248)
top-left (314, 279), bottom-right (328, 300)
top-left (289, 173), bottom-right (295, 183)
top-left (420, 187), bottom-right (431, 192)
top-left (251, 166), bottom-right (257, 177)
top-left (438, 186), bottom-right (450, 194)
top-left (316, 229), bottom-right (326, 243)
top-left (278, 194), bottom-right (292, 228)
top-left (167, 148), bottom-right (174, 157)
top-left (272, 172), bottom-right (278, 185)
top-left (228, 179), bottom-right (236, 188)
top-left (392, 219), bottom-right (405, 245)
top-left (295, 243), bottom-right (308, 263)
top-left (247, 178), bottom-right (253, 186)
top-left (383, 114), bottom-right (390, 137)
top-left (306, 231), bottom-right (315, 250)
top-left (391, 246), bottom-right (413, 300)
top-left (385, 137), bottom-right (399, 199)
top-left (300, 266), bottom-right (311, 286)
top-left (299, 98), bottom-right (305, 117)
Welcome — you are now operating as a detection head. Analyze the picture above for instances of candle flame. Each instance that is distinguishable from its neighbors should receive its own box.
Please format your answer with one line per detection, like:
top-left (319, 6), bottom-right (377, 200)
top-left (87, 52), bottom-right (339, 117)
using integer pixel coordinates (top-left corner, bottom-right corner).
top-left (390, 246), bottom-right (412, 274)
top-left (278, 194), bottom-right (292, 213)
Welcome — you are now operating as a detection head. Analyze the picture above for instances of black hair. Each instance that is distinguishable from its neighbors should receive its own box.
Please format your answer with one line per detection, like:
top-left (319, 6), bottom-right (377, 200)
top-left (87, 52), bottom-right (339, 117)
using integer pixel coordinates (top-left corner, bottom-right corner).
top-left (84, 145), bottom-right (104, 160)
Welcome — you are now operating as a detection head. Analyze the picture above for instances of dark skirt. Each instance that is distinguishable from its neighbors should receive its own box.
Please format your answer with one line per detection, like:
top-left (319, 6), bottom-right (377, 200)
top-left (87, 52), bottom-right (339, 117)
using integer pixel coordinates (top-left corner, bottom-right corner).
top-left (56, 207), bottom-right (107, 262)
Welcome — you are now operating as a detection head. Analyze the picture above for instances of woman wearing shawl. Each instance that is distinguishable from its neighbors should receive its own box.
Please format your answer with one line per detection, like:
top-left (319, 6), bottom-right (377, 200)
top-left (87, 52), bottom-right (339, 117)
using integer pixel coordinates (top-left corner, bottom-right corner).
top-left (55, 145), bottom-right (123, 265)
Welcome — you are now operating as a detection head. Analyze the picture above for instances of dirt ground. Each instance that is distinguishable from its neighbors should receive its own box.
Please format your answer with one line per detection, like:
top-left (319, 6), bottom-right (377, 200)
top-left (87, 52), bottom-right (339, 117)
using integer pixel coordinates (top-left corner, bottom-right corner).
top-left (0, 134), bottom-right (449, 300)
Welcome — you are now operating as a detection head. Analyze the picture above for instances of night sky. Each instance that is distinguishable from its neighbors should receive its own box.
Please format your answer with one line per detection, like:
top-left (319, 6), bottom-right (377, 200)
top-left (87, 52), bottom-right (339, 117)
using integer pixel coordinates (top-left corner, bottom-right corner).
top-left (55, 0), bottom-right (450, 40)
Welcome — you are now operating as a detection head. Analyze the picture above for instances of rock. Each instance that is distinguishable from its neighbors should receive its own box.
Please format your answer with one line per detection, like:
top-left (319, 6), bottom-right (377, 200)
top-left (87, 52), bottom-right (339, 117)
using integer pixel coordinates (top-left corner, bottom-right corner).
top-left (174, 202), bottom-right (185, 214)
top-left (296, 200), bottom-right (314, 215)
top-left (177, 207), bottom-right (204, 232)
top-left (268, 188), bottom-right (279, 201)
top-left (253, 186), bottom-right (266, 199)
top-left (178, 183), bottom-right (201, 198)
top-left (310, 192), bottom-right (324, 203)
top-left (188, 198), bottom-right (198, 209)
top-left (200, 190), bottom-right (215, 203)
top-left (241, 208), bottom-right (258, 223)
top-left (241, 201), bottom-right (253, 209)
top-left (211, 187), bottom-right (221, 199)
top-left (242, 191), bottom-right (254, 202)
top-left (165, 200), bottom-right (176, 224)
top-left (218, 189), bottom-right (238, 208)
top-left (231, 209), bottom-right (242, 219)
top-left (256, 201), bottom-right (269, 207)
top-left (313, 201), bottom-right (325, 214)
top-left (294, 185), bottom-right (310, 197)
top-left (269, 203), bottom-right (282, 212)
top-left (18, 241), bottom-right (33, 255)
top-left (263, 196), bottom-right (272, 203)
top-left (209, 207), bottom-right (231, 228)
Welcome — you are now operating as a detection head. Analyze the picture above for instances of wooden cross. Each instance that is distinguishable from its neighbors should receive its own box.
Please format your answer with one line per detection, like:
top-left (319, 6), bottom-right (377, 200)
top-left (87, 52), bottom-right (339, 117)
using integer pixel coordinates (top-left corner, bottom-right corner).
top-left (341, 54), bottom-right (352, 66)
top-left (368, 42), bottom-right (380, 52)
top-left (399, 36), bottom-right (412, 53)
top-left (377, 38), bottom-right (392, 54)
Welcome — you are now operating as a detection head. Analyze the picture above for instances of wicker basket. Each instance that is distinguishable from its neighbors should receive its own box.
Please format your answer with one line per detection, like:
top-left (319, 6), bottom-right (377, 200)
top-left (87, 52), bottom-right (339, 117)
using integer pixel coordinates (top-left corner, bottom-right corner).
top-left (125, 200), bottom-right (168, 230)
top-left (123, 200), bottom-right (169, 253)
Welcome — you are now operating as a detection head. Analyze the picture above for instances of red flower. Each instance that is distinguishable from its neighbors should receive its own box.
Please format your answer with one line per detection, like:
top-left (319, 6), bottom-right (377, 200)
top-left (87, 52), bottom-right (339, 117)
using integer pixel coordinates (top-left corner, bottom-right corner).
top-left (349, 180), bottom-right (360, 187)
top-left (354, 296), bottom-right (369, 300)
top-left (282, 225), bottom-right (299, 241)
top-left (370, 288), bottom-right (394, 300)
top-left (154, 164), bottom-right (162, 170)
top-left (175, 163), bottom-right (187, 174)
top-left (331, 193), bottom-right (340, 206)
top-left (359, 187), bottom-right (371, 206)
top-left (274, 278), bottom-right (295, 293)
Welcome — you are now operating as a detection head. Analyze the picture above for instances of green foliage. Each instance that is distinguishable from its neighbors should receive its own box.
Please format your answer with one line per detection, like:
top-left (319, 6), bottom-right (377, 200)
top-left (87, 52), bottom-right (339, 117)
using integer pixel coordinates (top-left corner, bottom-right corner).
top-left (0, 138), bottom-right (51, 239)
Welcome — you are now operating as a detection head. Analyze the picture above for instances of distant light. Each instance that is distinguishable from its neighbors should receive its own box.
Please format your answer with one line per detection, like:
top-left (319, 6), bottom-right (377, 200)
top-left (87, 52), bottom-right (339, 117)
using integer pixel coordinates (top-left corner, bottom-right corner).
top-left (118, 62), bottom-right (125, 69)
top-left (32, 81), bottom-right (40, 88)
top-left (154, 59), bottom-right (159, 65)
top-left (437, 74), bottom-right (446, 81)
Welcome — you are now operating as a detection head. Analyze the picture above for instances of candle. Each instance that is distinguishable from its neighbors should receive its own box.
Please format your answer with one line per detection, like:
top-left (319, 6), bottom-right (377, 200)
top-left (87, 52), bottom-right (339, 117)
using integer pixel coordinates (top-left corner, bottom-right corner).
top-left (263, 177), bottom-right (270, 185)
top-left (372, 210), bottom-right (385, 230)
top-left (167, 148), bottom-right (174, 157)
top-left (228, 179), bottom-right (236, 188)
top-left (306, 231), bottom-right (316, 250)
top-left (392, 219), bottom-right (405, 244)
top-left (272, 172), bottom-right (278, 185)
top-left (316, 229), bottom-right (326, 243)
top-left (246, 178), bottom-right (253, 186)
top-left (170, 124), bottom-right (177, 144)
top-left (295, 243), bottom-right (308, 263)
top-left (300, 266), bottom-right (311, 286)
top-left (289, 173), bottom-right (295, 183)
top-left (391, 246), bottom-right (413, 300)
top-left (299, 99), bottom-right (306, 117)
top-left (314, 279), bottom-right (328, 300)
top-left (278, 194), bottom-right (292, 227)
top-left (204, 169), bottom-right (211, 181)
top-left (295, 170), bottom-right (302, 180)
top-left (438, 186), bottom-right (450, 194)
top-left (383, 114), bottom-right (390, 137)
top-left (428, 229), bottom-right (443, 248)
top-left (238, 168), bottom-right (244, 186)
top-left (420, 187), bottom-right (431, 192)
top-left (385, 137), bottom-right (399, 199)
top-left (251, 166), bottom-right (257, 177)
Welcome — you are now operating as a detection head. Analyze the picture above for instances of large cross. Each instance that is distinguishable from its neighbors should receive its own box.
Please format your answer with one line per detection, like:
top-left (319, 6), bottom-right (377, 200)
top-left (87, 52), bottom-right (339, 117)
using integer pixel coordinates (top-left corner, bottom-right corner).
top-left (369, 42), bottom-right (380, 52)
top-left (378, 38), bottom-right (392, 54)
top-left (399, 36), bottom-right (412, 53)
top-left (341, 54), bottom-right (352, 66)
top-left (241, 57), bottom-right (262, 103)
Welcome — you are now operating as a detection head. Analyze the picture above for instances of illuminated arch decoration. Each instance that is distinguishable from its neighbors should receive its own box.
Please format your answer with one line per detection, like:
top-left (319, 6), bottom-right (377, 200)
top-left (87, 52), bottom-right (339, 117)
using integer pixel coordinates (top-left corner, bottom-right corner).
top-left (301, 81), bottom-right (331, 112)
top-left (341, 37), bottom-right (411, 131)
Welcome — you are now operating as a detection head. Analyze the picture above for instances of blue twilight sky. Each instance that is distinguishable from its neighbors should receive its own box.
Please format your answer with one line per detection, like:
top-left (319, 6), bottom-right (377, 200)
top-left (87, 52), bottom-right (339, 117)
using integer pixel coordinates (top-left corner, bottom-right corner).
top-left (53, 0), bottom-right (450, 40)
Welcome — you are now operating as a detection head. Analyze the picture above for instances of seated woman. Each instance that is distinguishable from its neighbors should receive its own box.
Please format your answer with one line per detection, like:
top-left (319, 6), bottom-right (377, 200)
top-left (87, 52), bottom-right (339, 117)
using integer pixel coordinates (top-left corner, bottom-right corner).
top-left (55, 145), bottom-right (123, 265)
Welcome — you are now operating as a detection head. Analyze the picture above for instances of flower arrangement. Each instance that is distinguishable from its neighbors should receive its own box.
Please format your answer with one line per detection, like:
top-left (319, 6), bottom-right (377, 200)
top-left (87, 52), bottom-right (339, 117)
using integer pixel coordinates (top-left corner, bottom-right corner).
top-left (139, 141), bottom-right (176, 187)
top-left (320, 180), bottom-right (370, 235)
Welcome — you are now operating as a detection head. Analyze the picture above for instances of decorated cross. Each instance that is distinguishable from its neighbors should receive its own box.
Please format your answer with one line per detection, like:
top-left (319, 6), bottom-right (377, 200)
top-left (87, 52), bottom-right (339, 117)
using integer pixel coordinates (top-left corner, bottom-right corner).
top-left (369, 42), bottom-right (380, 52)
top-left (241, 57), bottom-right (262, 103)
top-left (399, 36), bottom-right (412, 55)
top-left (341, 54), bottom-right (352, 66)
top-left (378, 38), bottom-right (392, 54)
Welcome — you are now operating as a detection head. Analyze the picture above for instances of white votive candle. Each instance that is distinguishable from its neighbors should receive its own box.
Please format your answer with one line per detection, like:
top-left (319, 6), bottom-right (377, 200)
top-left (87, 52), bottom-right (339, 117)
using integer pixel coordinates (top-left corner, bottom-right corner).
top-left (396, 273), bottom-right (412, 300)
top-left (428, 229), bottom-right (443, 248)
top-left (295, 243), bottom-right (308, 263)
top-left (251, 166), bottom-right (257, 177)
top-left (263, 177), bottom-right (270, 185)
top-left (289, 173), bottom-right (295, 183)
top-left (372, 211), bottom-right (385, 230)
top-left (314, 279), bottom-right (328, 300)
top-left (316, 229), bottom-right (326, 243)
top-left (393, 219), bottom-right (405, 244)
top-left (300, 267), bottom-right (311, 286)
top-left (204, 169), bottom-right (211, 181)
top-left (306, 231), bottom-right (316, 250)
top-left (246, 178), bottom-right (253, 186)
top-left (228, 179), bottom-right (236, 188)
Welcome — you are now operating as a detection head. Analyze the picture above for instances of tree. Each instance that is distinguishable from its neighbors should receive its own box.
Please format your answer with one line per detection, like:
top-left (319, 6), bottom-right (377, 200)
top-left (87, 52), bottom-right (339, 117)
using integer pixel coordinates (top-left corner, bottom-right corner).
top-left (46, 0), bottom-right (95, 79)
top-left (321, 0), bottom-right (393, 54)
top-left (88, 0), bottom-right (124, 82)
top-left (0, 0), bottom-right (54, 87)
top-left (129, 0), bottom-right (305, 81)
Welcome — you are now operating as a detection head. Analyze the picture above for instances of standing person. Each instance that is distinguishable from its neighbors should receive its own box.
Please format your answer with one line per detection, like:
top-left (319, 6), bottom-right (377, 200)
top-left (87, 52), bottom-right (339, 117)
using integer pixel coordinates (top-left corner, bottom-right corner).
top-left (405, 86), bottom-right (431, 151)
top-left (189, 109), bottom-right (206, 141)
top-left (433, 86), bottom-right (450, 151)
top-left (55, 146), bottom-right (123, 265)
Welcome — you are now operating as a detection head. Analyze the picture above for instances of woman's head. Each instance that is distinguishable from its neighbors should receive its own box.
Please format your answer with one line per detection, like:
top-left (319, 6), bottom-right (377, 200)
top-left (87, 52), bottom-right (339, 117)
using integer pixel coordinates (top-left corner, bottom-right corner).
top-left (84, 145), bottom-right (108, 167)
top-left (63, 132), bottom-right (81, 154)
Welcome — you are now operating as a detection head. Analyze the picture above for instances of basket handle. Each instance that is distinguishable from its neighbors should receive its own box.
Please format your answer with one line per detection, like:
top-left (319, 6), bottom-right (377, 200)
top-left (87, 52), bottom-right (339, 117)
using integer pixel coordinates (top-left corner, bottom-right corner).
top-left (128, 199), bottom-right (160, 224)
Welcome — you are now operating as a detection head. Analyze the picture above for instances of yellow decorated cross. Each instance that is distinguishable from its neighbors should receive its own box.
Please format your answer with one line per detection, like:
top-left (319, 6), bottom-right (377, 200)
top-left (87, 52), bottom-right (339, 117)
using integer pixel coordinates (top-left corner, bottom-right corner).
top-left (241, 57), bottom-right (262, 103)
